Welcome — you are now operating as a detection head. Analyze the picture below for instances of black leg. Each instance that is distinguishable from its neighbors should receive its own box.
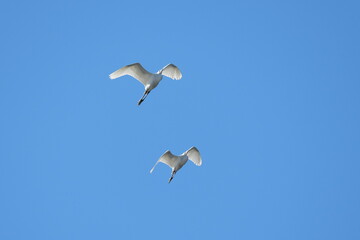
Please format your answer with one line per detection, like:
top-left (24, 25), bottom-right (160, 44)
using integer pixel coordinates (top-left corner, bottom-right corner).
top-left (138, 90), bottom-right (149, 105)
top-left (168, 171), bottom-right (175, 183)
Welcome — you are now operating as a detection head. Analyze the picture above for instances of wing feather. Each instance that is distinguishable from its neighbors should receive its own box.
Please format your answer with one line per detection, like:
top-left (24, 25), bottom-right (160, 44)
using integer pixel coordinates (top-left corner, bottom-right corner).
top-left (186, 147), bottom-right (202, 166)
top-left (157, 64), bottom-right (182, 80)
top-left (109, 63), bottom-right (152, 85)
top-left (150, 150), bottom-right (179, 173)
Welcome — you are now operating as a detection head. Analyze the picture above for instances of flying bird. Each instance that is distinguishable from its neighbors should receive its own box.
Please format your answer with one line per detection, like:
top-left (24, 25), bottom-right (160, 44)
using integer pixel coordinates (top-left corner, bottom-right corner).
top-left (150, 147), bottom-right (202, 183)
top-left (109, 63), bottom-right (182, 105)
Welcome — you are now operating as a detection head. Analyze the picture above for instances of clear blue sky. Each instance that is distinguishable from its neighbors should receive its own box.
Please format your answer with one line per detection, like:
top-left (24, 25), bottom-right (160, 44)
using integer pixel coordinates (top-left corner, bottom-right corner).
top-left (1, 0), bottom-right (359, 239)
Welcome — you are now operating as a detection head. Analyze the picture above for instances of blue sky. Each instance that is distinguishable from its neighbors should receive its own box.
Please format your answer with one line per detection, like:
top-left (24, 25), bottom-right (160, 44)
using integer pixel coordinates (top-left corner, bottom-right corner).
top-left (1, 0), bottom-right (360, 239)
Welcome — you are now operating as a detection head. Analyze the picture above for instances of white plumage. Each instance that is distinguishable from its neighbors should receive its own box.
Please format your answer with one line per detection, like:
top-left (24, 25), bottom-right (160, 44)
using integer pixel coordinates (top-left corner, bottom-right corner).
top-left (109, 63), bottom-right (182, 105)
top-left (150, 147), bottom-right (202, 183)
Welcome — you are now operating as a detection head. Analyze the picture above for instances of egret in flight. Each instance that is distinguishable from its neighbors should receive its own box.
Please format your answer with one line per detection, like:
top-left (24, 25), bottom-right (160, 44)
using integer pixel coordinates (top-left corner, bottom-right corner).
top-left (150, 147), bottom-right (202, 183)
top-left (109, 63), bottom-right (182, 105)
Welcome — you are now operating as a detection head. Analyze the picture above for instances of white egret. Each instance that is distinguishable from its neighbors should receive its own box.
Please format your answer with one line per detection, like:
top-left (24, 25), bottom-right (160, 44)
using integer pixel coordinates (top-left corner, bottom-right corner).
top-left (109, 63), bottom-right (182, 105)
top-left (150, 147), bottom-right (202, 183)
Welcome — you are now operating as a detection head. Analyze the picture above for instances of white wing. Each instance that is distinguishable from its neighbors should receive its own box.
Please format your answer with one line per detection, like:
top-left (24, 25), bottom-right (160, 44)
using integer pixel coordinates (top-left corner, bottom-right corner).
top-left (109, 63), bottom-right (153, 86)
top-left (186, 147), bottom-right (202, 166)
top-left (150, 150), bottom-right (179, 173)
top-left (157, 64), bottom-right (182, 80)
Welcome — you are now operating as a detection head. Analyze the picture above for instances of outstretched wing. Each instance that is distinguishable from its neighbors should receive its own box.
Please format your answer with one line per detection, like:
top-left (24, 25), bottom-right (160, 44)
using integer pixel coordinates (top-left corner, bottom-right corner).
top-left (109, 63), bottom-right (153, 86)
top-left (186, 147), bottom-right (202, 166)
top-left (157, 64), bottom-right (182, 80)
top-left (150, 150), bottom-right (179, 173)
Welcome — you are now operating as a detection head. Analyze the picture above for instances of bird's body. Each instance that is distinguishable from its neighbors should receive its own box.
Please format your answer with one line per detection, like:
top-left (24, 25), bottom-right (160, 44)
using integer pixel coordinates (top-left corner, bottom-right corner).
top-left (150, 147), bottom-right (202, 183)
top-left (143, 74), bottom-right (162, 92)
top-left (109, 63), bottom-right (182, 105)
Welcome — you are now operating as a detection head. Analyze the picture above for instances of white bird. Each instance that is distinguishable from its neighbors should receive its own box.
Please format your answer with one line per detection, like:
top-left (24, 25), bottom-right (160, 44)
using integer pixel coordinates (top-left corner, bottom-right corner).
top-left (150, 147), bottom-right (202, 183)
top-left (109, 63), bottom-right (182, 105)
